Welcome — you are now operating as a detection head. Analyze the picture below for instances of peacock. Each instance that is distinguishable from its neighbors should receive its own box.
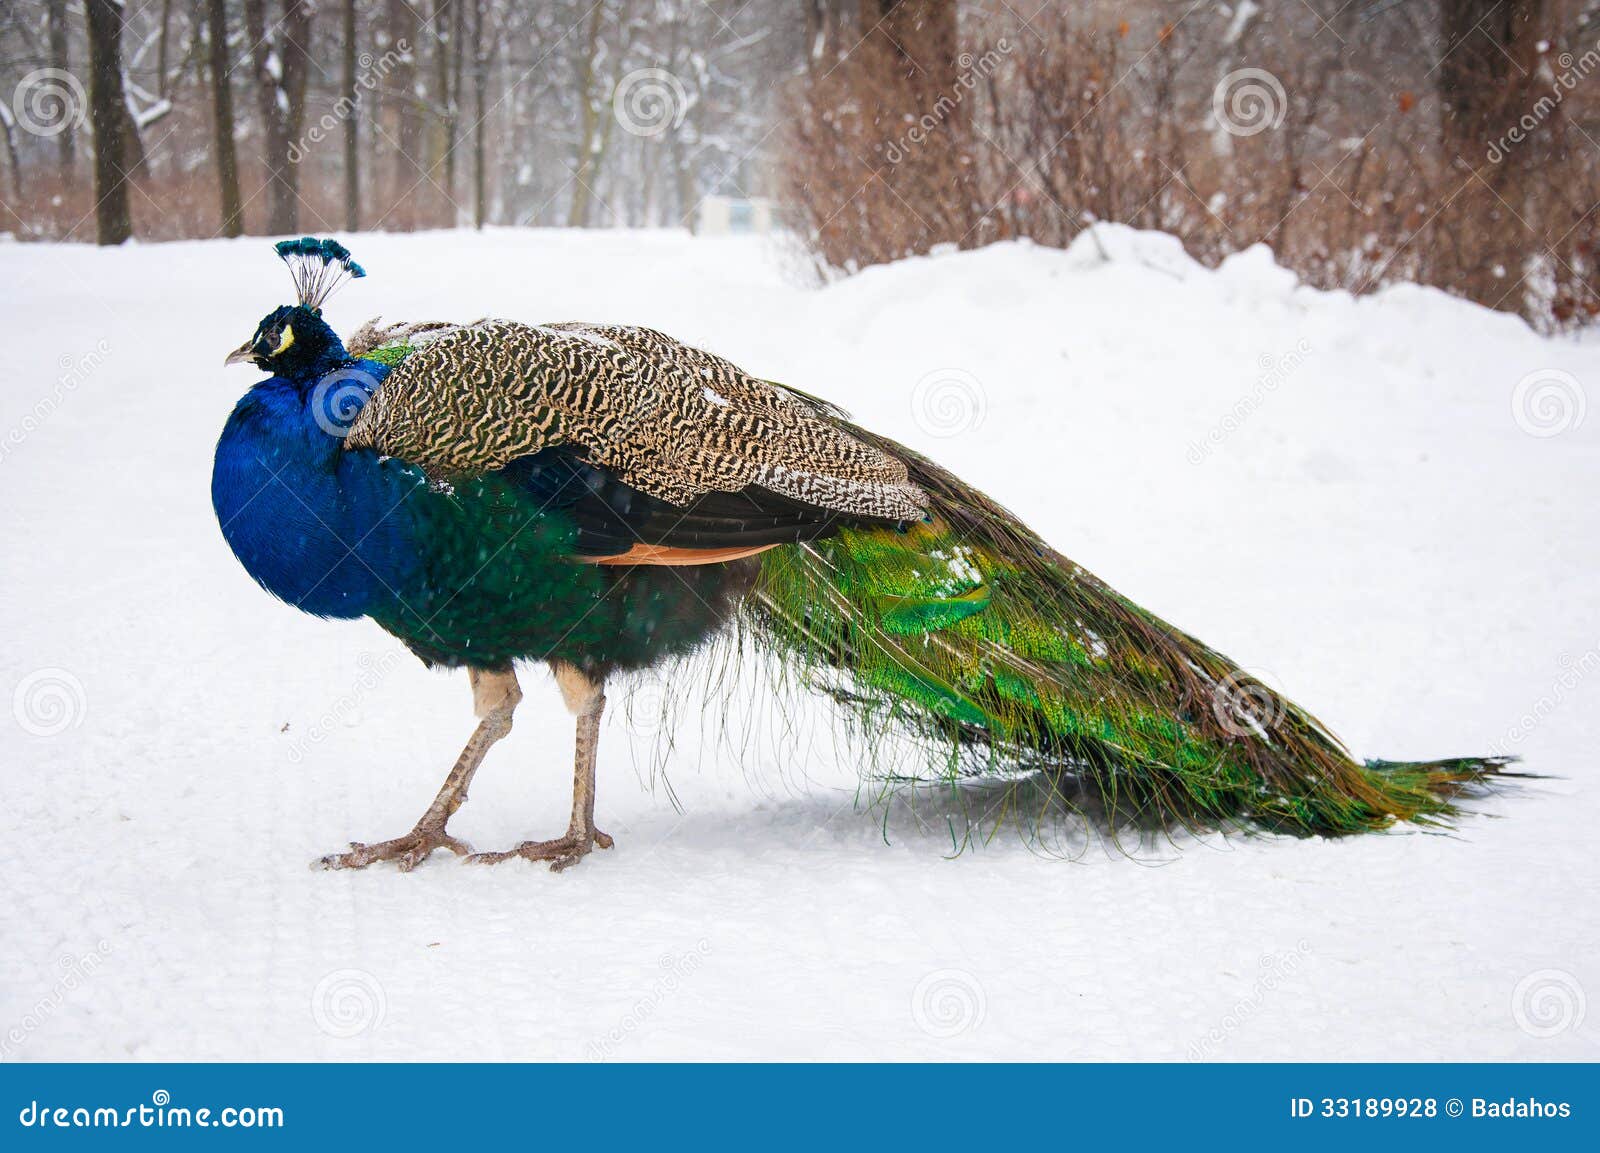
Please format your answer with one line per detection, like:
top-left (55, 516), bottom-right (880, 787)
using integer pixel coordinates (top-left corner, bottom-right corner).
top-left (211, 238), bottom-right (1513, 872)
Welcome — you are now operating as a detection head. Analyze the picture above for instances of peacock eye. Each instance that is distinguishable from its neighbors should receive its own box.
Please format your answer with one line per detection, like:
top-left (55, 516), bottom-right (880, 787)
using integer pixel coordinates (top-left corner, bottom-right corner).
top-left (271, 325), bottom-right (296, 357)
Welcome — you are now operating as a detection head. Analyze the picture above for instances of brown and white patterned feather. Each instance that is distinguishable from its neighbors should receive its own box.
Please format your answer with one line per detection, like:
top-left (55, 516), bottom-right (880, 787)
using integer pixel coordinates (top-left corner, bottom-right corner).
top-left (344, 320), bottom-right (930, 522)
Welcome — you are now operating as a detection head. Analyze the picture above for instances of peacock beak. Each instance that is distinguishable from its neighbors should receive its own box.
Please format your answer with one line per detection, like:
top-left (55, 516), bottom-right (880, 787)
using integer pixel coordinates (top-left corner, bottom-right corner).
top-left (224, 340), bottom-right (256, 367)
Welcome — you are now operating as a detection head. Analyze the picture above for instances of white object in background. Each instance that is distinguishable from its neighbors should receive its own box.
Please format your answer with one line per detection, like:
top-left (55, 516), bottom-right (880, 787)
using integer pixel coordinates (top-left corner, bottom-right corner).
top-left (697, 195), bottom-right (773, 236)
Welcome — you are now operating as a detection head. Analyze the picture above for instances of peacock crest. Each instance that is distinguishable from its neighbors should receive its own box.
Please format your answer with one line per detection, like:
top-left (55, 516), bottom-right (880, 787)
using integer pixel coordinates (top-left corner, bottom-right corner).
top-left (274, 237), bottom-right (366, 312)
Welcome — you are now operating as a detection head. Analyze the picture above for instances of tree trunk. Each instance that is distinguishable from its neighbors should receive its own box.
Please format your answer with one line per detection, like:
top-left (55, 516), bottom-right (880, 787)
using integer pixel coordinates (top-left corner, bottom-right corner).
top-left (1, 111), bottom-right (24, 204)
top-left (344, 0), bottom-right (360, 231)
top-left (85, 0), bottom-right (132, 244)
top-left (158, 0), bottom-right (174, 98)
top-left (47, 0), bottom-right (75, 173)
top-left (449, 0), bottom-right (465, 214)
top-left (205, 0), bottom-right (244, 236)
top-left (244, 0), bottom-right (314, 235)
top-left (432, 0), bottom-right (456, 222)
top-left (471, 0), bottom-right (487, 229)
top-left (568, 2), bottom-right (605, 228)
top-left (387, 0), bottom-right (423, 228)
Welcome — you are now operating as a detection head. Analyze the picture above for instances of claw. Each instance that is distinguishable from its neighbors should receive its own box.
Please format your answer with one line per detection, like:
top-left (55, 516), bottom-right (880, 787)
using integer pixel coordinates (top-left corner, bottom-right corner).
top-left (314, 825), bottom-right (472, 871)
top-left (466, 827), bottom-right (612, 871)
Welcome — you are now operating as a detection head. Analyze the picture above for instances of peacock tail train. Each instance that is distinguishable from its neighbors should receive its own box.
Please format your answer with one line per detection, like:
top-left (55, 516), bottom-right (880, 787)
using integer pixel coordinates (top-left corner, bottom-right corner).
top-left (745, 432), bottom-right (1514, 838)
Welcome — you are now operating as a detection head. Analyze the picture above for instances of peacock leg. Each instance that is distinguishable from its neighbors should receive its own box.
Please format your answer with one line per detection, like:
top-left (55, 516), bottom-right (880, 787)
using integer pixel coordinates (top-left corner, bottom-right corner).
top-left (468, 661), bottom-right (613, 872)
top-left (316, 666), bottom-right (522, 872)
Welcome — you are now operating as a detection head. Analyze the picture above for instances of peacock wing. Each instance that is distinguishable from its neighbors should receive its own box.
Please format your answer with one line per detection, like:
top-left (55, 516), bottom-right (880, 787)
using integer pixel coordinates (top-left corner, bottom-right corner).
top-left (343, 320), bottom-right (931, 533)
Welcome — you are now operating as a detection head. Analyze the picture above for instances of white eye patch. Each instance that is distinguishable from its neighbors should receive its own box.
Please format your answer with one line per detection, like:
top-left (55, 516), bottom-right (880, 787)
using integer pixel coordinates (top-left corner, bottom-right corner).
top-left (272, 326), bottom-right (296, 357)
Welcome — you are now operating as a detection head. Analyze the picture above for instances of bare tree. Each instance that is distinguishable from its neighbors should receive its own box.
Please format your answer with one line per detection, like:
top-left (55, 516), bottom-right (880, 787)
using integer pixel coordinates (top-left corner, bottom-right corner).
top-left (385, 0), bottom-right (423, 227)
top-left (470, 0), bottom-right (487, 229)
top-left (46, 0), bottom-right (74, 172)
top-left (243, 0), bottom-right (314, 235)
top-left (205, 0), bottom-right (243, 236)
top-left (344, 0), bottom-right (360, 230)
top-left (431, 0), bottom-right (459, 217)
top-left (568, 1), bottom-right (610, 227)
top-left (85, 0), bottom-right (131, 244)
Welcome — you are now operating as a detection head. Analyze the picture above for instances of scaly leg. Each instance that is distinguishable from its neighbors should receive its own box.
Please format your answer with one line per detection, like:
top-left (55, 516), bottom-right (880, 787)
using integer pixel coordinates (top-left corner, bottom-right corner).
top-left (469, 661), bottom-right (613, 872)
top-left (316, 667), bottom-right (522, 872)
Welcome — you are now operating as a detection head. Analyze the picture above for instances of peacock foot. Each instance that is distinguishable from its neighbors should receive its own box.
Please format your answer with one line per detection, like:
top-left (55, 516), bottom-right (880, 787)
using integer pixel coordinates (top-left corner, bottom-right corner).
top-left (466, 827), bottom-right (613, 872)
top-left (314, 823), bottom-right (472, 872)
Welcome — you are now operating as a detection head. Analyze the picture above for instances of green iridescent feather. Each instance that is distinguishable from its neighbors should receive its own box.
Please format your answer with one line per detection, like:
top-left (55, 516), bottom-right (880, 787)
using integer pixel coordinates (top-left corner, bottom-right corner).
top-left (746, 436), bottom-right (1514, 837)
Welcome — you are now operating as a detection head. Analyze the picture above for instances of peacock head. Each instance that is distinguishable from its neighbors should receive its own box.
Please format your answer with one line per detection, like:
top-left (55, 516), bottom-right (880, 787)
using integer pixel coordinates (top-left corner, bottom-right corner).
top-left (225, 238), bottom-right (365, 379)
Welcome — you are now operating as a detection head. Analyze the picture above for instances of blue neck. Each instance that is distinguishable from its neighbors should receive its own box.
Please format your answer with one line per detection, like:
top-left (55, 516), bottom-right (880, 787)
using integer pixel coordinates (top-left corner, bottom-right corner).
top-left (211, 359), bottom-right (418, 619)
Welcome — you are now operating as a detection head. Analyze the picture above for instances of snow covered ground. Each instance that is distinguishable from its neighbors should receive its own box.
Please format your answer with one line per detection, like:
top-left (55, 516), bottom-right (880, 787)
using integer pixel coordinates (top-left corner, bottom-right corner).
top-left (1, 226), bottom-right (1596, 1062)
